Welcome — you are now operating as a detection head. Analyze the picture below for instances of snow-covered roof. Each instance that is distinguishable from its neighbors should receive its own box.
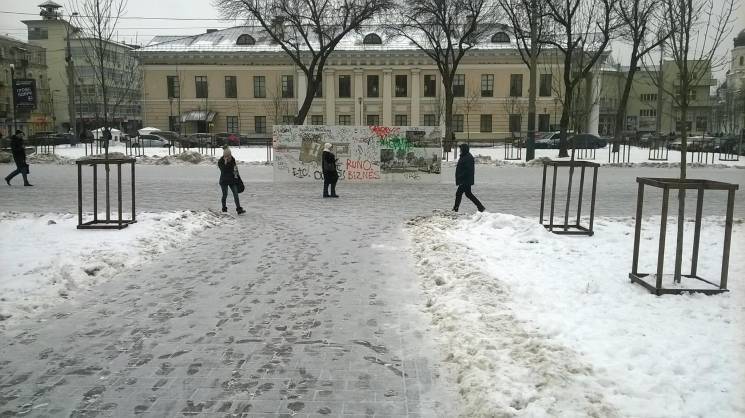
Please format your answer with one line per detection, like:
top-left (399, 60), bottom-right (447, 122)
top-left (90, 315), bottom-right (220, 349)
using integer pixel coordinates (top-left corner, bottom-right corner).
top-left (138, 25), bottom-right (521, 54)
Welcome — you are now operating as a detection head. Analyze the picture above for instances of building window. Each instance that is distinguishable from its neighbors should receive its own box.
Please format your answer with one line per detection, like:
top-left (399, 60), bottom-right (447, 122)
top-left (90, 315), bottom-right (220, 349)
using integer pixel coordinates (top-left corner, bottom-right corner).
top-left (509, 114), bottom-right (522, 133)
top-left (169, 115), bottom-right (180, 133)
top-left (641, 93), bottom-right (657, 102)
top-left (338, 75), bottom-right (351, 98)
top-left (695, 116), bottom-right (707, 131)
top-left (395, 75), bottom-right (407, 97)
top-left (424, 75), bottom-right (437, 97)
top-left (338, 114), bottom-right (351, 125)
top-left (510, 74), bottom-right (523, 97)
top-left (236, 34), bottom-right (255, 45)
top-left (453, 114), bottom-right (464, 132)
top-left (363, 33), bottom-right (383, 45)
top-left (539, 74), bottom-right (552, 97)
top-left (367, 114), bottom-right (380, 126)
top-left (253, 76), bottom-right (266, 98)
top-left (740, 56), bottom-right (744, 66)
top-left (195, 76), bottom-right (208, 98)
top-left (538, 114), bottom-right (550, 132)
top-left (311, 115), bottom-right (324, 125)
top-left (28, 27), bottom-right (48, 40)
top-left (453, 74), bottom-right (465, 97)
top-left (480, 114), bottom-right (492, 132)
top-left (167, 76), bottom-right (180, 99)
top-left (491, 32), bottom-right (510, 43)
top-left (423, 114), bottom-right (436, 126)
top-left (282, 115), bottom-right (294, 124)
top-left (367, 75), bottom-right (379, 98)
top-left (394, 114), bottom-right (408, 126)
top-left (226, 116), bottom-right (239, 133)
top-left (639, 109), bottom-right (656, 117)
top-left (481, 74), bottom-right (494, 97)
top-left (225, 76), bottom-right (237, 98)
top-left (255, 116), bottom-right (267, 133)
top-left (281, 75), bottom-right (294, 98)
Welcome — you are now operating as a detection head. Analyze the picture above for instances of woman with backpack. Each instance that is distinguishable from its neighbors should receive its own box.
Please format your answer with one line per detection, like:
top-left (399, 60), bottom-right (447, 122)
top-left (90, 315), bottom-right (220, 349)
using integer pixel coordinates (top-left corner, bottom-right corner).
top-left (218, 147), bottom-right (245, 214)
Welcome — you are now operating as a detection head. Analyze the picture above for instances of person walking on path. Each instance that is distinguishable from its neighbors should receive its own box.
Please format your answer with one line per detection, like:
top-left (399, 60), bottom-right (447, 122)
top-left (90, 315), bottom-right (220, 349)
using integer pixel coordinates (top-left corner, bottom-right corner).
top-left (453, 143), bottom-right (484, 212)
top-left (322, 142), bottom-right (339, 198)
top-left (218, 146), bottom-right (245, 214)
top-left (5, 130), bottom-right (33, 187)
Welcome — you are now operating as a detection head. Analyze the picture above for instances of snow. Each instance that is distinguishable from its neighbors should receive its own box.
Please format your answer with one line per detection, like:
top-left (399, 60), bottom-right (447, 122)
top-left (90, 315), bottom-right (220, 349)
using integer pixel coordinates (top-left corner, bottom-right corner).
top-left (407, 212), bottom-right (745, 417)
top-left (466, 145), bottom-right (745, 168)
top-left (24, 144), bottom-right (273, 165)
top-left (0, 211), bottom-right (224, 327)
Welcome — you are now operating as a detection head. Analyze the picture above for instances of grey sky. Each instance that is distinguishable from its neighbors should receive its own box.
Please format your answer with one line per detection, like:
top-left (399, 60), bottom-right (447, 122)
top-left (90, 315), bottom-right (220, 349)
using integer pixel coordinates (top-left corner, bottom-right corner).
top-left (1, 0), bottom-right (743, 80)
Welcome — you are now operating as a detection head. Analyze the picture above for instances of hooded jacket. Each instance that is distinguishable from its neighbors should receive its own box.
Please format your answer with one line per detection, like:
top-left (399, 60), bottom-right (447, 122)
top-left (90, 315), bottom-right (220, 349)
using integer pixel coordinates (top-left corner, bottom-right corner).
top-left (455, 143), bottom-right (475, 186)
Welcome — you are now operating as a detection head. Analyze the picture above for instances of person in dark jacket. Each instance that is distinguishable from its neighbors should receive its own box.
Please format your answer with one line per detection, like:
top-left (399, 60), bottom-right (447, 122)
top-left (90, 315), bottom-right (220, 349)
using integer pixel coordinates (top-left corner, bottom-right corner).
top-left (217, 147), bottom-right (244, 214)
top-left (4, 130), bottom-right (32, 186)
top-left (322, 142), bottom-right (339, 198)
top-left (453, 143), bottom-right (484, 212)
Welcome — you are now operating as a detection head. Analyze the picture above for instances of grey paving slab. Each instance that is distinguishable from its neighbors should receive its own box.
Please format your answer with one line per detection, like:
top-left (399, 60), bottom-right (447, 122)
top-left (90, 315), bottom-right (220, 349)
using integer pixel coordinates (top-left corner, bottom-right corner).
top-left (0, 182), bottom-right (460, 417)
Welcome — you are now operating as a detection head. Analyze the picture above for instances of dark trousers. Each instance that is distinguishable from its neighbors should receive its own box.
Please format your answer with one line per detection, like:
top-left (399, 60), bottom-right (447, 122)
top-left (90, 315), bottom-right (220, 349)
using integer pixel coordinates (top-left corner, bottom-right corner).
top-left (5, 164), bottom-right (29, 185)
top-left (220, 183), bottom-right (241, 208)
top-left (454, 184), bottom-right (484, 211)
top-left (323, 175), bottom-right (338, 197)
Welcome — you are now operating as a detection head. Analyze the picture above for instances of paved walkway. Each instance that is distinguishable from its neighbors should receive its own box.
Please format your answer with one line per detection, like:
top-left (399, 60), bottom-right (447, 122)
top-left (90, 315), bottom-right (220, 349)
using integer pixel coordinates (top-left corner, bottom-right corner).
top-left (0, 192), bottom-right (458, 417)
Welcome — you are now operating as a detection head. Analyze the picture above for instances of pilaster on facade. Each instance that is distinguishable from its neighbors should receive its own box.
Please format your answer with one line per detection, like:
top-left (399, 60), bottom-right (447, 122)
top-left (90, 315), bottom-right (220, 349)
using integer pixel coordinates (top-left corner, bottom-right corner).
top-left (410, 69), bottom-right (421, 126)
top-left (382, 69), bottom-right (392, 126)
top-left (324, 68), bottom-right (335, 125)
top-left (354, 68), bottom-right (364, 125)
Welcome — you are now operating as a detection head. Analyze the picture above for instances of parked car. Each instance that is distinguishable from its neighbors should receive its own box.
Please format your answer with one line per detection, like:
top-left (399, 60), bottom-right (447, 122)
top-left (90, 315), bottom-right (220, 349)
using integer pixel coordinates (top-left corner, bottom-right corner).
top-left (184, 133), bottom-right (214, 147)
top-left (569, 133), bottom-right (607, 149)
top-left (215, 132), bottom-right (240, 146)
top-left (133, 134), bottom-right (170, 148)
top-left (535, 132), bottom-right (560, 149)
top-left (714, 136), bottom-right (743, 154)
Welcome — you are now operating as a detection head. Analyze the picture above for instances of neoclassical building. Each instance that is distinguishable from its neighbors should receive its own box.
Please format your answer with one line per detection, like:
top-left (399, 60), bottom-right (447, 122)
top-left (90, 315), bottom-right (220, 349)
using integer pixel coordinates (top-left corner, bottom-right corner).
top-left (137, 26), bottom-right (604, 141)
top-left (714, 29), bottom-right (745, 134)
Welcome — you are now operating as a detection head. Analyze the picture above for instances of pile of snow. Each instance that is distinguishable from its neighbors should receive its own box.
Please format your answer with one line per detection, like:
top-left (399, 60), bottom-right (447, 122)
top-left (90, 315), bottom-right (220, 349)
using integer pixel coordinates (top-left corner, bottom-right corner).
top-left (0, 211), bottom-right (226, 327)
top-left (407, 212), bottom-right (745, 417)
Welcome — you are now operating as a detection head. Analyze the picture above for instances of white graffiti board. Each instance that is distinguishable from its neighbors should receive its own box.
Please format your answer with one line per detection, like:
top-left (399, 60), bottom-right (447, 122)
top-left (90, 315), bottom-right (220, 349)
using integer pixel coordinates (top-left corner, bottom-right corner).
top-left (273, 125), bottom-right (443, 183)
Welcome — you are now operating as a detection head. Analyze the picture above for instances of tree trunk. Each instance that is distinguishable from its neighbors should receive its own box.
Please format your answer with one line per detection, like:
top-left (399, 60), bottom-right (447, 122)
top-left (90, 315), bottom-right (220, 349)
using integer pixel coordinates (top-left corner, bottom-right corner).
top-left (527, 51), bottom-right (537, 161)
top-left (559, 85), bottom-right (572, 158)
top-left (295, 77), bottom-right (319, 125)
top-left (674, 95), bottom-right (688, 283)
top-left (614, 57), bottom-right (639, 152)
top-left (445, 92), bottom-right (455, 155)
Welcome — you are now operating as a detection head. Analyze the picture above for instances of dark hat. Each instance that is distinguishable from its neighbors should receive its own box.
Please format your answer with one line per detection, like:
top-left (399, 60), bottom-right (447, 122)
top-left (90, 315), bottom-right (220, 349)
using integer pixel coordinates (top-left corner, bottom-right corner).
top-left (459, 143), bottom-right (470, 153)
top-left (15, 129), bottom-right (24, 135)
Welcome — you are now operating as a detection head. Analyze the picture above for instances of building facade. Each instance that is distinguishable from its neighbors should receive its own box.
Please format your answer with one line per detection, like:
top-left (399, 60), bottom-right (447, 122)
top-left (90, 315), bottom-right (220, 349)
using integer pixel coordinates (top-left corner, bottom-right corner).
top-left (714, 29), bottom-right (745, 135)
top-left (23, 1), bottom-right (141, 134)
top-left (0, 34), bottom-right (53, 136)
top-left (138, 26), bottom-right (604, 141)
top-left (599, 60), bottom-right (715, 137)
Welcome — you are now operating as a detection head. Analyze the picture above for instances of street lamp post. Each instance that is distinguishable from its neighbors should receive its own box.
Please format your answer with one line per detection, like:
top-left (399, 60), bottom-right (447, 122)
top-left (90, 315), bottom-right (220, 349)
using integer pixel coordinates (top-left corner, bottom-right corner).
top-left (9, 63), bottom-right (16, 133)
top-left (66, 12), bottom-right (79, 135)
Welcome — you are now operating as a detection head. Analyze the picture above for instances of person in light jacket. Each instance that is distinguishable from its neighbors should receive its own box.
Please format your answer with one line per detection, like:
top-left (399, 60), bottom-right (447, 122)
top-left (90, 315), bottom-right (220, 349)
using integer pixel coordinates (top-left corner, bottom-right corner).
top-left (217, 147), bottom-right (244, 214)
top-left (4, 130), bottom-right (32, 186)
top-left (453, 143), bottom-right (484, 212)
top-left (322, 142), bottom-right (339, 198)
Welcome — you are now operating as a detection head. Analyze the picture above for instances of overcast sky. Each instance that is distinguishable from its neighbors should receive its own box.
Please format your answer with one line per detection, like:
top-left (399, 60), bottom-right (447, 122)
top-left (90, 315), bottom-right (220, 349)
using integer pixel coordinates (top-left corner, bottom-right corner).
top-left (1, 0), bottom-right (743, 80)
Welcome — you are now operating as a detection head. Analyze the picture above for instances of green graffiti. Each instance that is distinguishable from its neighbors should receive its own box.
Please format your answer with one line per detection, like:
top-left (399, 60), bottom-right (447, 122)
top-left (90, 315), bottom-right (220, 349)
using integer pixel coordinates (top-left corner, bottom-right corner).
top-left (380, 136), bottom-right (412, 154)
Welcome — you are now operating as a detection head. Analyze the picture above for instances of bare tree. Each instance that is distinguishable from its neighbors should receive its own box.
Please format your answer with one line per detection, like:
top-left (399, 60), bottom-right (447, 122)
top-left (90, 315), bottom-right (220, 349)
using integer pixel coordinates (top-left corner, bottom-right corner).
top-left (266, 79), bottom-right (292, 126)
top-left (499, 0), bottom-right (549, 160)
top-left (543, 0), bottom-right (615, 158)
top-left (503, 95), bottom-right (527, 137)
top-left (644, 0), bottom-right (734, 282)
top-left (612, 0), bottom-right (669, 144)
top-left (457, 88), bottom-right (481, 143)
top-left (70, 0), bottom-right (132, 157)
top-left (385, 0), bottom-right (501, 148)
top-left (215, 0), bottom-right (392, 124)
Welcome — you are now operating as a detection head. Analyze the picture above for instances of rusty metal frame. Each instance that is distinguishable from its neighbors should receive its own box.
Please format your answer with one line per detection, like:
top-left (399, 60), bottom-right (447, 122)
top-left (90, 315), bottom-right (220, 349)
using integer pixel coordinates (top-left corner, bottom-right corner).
top-left (629, 177), bottom-right (738, 295)
top-left (648, 139), bottom-right (669, 161)
top-left (539, 160), bottom-right (599, 236)
top-left (504, 138), bottom-right (522, 161)
top-left (76, 157), bottom-right (137, 230)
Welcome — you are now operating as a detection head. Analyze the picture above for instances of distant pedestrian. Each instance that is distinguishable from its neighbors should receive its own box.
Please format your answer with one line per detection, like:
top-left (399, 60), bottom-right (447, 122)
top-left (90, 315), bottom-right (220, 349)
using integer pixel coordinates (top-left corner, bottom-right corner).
top-left (218, 146), bottom-right (244, 214)
top-left (453, 143), bottom-right (484, 212)
top-left (4, 130), bottom-right (32, 187)
top-left (322, 142), bottom-right (339, 198)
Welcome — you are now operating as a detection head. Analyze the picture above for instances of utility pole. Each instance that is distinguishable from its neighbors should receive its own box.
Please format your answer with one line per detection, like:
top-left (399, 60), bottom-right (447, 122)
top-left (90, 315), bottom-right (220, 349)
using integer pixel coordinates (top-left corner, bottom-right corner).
top-left (66, 13), bottom-right (78, 135)
top-left (655, 44), bottom-right (664, 135)
top-left (9, 63), bottom-right (16, 133)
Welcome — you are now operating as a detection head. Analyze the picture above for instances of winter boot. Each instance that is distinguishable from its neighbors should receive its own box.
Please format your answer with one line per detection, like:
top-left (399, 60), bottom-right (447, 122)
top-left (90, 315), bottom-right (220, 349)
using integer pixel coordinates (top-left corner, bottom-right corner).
top-left (222, 207), bottom-right (228, 212)
top-left (236, 207), bottom-right (246, 214)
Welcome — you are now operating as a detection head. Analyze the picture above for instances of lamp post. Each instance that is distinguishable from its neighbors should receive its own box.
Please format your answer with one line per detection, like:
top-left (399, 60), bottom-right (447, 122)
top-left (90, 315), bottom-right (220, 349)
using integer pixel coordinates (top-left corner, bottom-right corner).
top-left (9, 63), bottom-right (16, 133)
top-left (66, 12), bottom-right (79, 135)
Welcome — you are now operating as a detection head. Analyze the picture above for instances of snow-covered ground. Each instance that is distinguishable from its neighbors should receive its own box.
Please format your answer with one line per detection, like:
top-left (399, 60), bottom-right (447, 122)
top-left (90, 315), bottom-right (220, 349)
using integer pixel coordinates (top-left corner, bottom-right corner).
top-left (0, 211), bottom-right (224, 326)
top-left (407, 212), bottom-right (745, 417)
